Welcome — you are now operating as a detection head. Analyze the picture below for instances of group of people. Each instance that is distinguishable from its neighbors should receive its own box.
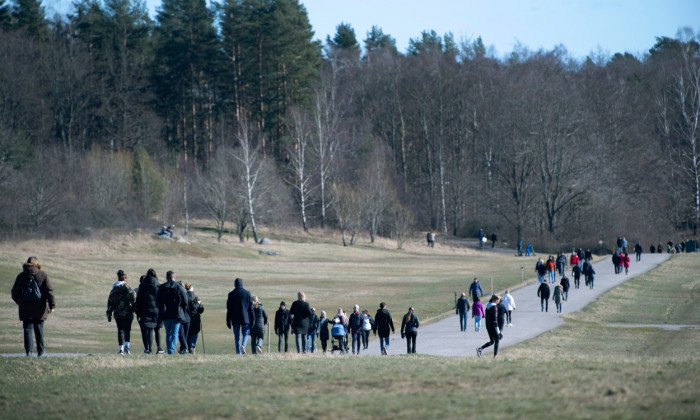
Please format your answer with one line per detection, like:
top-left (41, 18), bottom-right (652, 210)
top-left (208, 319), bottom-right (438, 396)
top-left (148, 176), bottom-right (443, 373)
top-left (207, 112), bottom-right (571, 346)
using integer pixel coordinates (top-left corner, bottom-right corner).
top-left (106, 268), bottom-right (204, 355)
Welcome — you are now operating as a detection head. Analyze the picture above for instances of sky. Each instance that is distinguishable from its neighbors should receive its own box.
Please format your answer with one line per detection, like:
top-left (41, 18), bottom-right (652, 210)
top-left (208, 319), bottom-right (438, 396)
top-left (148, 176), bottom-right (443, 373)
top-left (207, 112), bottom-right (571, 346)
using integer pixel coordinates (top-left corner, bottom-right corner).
top-left (48, 0), bottom-right (700, 60)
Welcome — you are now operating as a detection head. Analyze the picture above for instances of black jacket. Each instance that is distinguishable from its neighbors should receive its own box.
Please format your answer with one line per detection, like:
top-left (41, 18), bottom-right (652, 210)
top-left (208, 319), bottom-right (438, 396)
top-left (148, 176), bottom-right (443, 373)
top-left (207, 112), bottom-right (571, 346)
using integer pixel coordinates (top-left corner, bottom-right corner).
top-left (251, 304), bottom-right (268, 337)
top-left (156, 280), bottom-right (189, 322)
top-left (496, 301), bottom-right (506, 330)
top-left (289, 300), bottom-right (312, 333)
top-left (484, 303), bottom-right (498, 330)
top-left (318, 317), bottom-right (330, 341)
top-left (537, 283), bottom-right (551, 300)
top-left (560, 277), bottom-right (570, 292)
top-left (401, 312), bottom-right (420, 334)
top-left (274, 307), bottom-right (290, 334)
top-left (226, 278), bottom-right (255, 326)
top-left (348, 311), bottom-right (362, 333)
top-left (136, 275), bottom-right (160, 326)
top-left (373, 308), bottom-right (394, 337)
top-left (456, 296), bottom-right (470, 314)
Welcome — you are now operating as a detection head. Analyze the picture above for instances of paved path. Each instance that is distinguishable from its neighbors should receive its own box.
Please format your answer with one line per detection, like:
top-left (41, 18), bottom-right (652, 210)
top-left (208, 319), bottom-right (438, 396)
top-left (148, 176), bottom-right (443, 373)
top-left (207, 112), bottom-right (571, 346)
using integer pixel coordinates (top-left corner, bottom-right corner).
top-left (357, 252), bottom-right (671, 357)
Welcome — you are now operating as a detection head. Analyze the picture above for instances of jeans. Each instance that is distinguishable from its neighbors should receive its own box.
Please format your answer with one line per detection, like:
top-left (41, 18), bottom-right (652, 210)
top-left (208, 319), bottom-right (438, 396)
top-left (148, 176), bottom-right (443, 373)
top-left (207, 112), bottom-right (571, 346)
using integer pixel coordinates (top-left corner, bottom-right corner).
top-left (295, 332), bottom-right (307, 353)
top-left (178, 321), bottom-right (190, 352)
top-left (232, 323), bottom-right (250, 354)
top-left (22, 320), bottom-right (45, 356)
top-left (459, 312), bottom-right (468, 331)
top-left (162, 319), bottom-right (181, 354)
top-left (405, 331), bottom-right (417, 353)
top-left (379, 335), bottom-right (390, 355)
top-left (549, 271), bottom-right (555, 283)
top-left (351, 331), bottom-right (361, 354)
top-left (361, 330), bottom-right (370, 349)
top-left (474, 315), bottom-right (482, 331)
top-left (251, 333), bottom-right (263, 354)
top-left (306, 333), bottom-right (317, 353)
top-left (555, 301), bottom-right (562, 313)
top-left (277, 331), bottom-right (289, 352)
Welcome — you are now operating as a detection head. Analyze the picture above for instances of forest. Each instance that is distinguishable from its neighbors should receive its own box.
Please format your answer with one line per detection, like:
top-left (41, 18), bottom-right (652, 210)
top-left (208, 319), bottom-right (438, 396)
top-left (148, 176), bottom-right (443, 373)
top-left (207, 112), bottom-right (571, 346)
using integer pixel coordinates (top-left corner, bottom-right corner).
top-left (1, 0), bottom-right (699, 250)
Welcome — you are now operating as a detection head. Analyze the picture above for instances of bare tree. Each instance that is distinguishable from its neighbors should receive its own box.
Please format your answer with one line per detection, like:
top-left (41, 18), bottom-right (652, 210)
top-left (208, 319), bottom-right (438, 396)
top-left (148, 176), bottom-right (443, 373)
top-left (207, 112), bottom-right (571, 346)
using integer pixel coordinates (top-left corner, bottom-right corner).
top-left (286, 106), bottom-right (315, 231)
top-left (361, 142), bottom-right (393, 243)
top-left (392, 204), bottom-right (414, 250)
top-left (331, 182), bottom-right (363, 246)
top-left (233, 118), bottom-right (263, 244)
top-left (195, 149), bottom-right (235, 242)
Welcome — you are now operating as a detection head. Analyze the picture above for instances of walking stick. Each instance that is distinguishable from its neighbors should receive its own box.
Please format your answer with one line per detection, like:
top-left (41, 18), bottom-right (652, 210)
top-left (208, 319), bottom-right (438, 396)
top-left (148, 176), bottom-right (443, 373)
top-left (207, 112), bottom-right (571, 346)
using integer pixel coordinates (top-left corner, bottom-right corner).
top-left (200, 317), bottom-right (205, 355)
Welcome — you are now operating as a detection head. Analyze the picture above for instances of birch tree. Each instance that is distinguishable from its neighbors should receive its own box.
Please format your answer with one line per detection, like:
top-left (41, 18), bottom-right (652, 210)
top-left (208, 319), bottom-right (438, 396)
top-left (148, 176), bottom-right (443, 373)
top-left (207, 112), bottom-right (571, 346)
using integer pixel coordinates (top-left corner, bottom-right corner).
top-left (286, 106), bottom-right (314, 231)
top-left (233, 118), bottom-right (263, 244)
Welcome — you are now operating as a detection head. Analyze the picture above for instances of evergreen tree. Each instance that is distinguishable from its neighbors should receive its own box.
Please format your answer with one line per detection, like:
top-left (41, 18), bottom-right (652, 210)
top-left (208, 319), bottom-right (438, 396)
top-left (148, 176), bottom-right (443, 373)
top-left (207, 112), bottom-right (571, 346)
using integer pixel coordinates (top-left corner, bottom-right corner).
top-left (11, 0), bottom-right (48, 40)
top-left (0, 0), bottom-right (12, 30)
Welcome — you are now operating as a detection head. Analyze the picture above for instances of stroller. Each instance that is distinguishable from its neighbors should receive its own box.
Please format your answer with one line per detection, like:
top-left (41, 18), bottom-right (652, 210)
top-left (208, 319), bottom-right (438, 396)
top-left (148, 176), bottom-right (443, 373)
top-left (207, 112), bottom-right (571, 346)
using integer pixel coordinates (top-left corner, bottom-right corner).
top-left (330, 321), bottom-right (348, 354)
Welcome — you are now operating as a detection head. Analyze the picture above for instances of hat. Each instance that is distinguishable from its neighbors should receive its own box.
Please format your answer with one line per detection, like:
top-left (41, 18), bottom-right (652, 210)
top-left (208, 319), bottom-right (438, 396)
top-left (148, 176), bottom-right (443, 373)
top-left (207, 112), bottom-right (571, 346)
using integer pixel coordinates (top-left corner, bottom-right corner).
top-left (353, 304), bottom-right (359, 310)
top-left (280, 301), bottom-right (286, 306)
top-left (117, 269), bottom-right (125, 277)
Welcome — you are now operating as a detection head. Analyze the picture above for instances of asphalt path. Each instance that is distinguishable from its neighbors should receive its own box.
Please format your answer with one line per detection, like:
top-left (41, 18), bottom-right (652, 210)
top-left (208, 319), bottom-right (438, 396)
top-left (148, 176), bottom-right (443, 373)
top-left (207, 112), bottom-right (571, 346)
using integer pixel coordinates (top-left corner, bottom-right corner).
top-left (355, 252), bottom-right (671, 357)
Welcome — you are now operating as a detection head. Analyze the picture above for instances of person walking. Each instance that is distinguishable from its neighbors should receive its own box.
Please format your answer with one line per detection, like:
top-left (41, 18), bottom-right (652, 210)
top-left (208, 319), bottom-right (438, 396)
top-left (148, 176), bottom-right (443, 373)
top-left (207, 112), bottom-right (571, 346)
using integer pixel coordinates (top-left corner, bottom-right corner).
top-left (622, 251), bottom-right (631, 275)
top-left (185, 283), bottom-right (204, 354)
top-left (477, 295), bottom-right (501, 359)
top-left (556, 253), bottom-right (567, 277)
top-left (572, 263), bottom-right (582, 289)
top-left (456, 292), bottom-right (470, 332)
top-left (361, 310), bottom-right (374, 350)
top-left (226, 278), bottom-right (255, 355)
top-left (400, 307), bottom-right (420, 354)
top-left (11, 256), bottom-right (56, 357)
top-left (553, 283), bottom-right (564, 313)
top-left (491, 232), bottom-right (497, 248)
top-left (106, 270), bottom-right (136, 354)
top-left (156, 270), bottom-right (189, 355)
top-left (472, 296), bottom-right (485, 332)
top-left (584, 263), bottom-right (596, 289)
top-left (177, 280), bottom-right (193, 355)
top-left (274, 301), bottom-right (290, 353)
top-left (634, 241), bottom-right (643, 262)
top-left (560, 275), bottom-right (570, 301)
top-left (536, 258), bottom-right (547, 283)
top-left (537, 281), bottom-right (551, 312)
top-left (289, 291), bottom-right (312, 354)
top-left (135, 269), bottom-right (164, 354)
top-left (250, 296), bottom-right (268, 354)
top-left (372, 302), bottom-right (394, 355)
top-left (582, 259), bottom-right (593, 288)
top-left (501, 290), bottom-right (516, 327)
top-left (306, 307), bottom-right (319, 353)
top-left (469, 278), bottom-right (484, 302)
top-left (348, 305), bottom-right (363, 354)
top-left (546, 255), bottom-right (556, 283)
top-left (318, 310), bottom-right (331, 353)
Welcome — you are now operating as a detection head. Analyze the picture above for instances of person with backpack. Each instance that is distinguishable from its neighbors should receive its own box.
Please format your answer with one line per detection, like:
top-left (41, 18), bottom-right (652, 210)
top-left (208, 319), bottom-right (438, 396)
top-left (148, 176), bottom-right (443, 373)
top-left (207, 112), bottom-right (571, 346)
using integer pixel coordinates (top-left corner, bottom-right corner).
top-left (135, 269), bottom-right (164, 354)
top-left (184, 283), bottom-right (204, 354)
top-left (156, 270), bottom-right (189, 355)
top-left (11, 256), bottom-right (56, 357)
top-left (400, 307), bottom-right (420, 354)
top-left (106, 270), bottom-right (136, 354)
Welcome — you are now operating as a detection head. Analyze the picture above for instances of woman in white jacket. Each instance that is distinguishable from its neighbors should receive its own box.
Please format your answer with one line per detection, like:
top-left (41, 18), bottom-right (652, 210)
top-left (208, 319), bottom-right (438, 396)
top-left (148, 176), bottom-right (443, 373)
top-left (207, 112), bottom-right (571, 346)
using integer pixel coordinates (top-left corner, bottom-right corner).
top-left (501, 290), bottom-right (516, 327)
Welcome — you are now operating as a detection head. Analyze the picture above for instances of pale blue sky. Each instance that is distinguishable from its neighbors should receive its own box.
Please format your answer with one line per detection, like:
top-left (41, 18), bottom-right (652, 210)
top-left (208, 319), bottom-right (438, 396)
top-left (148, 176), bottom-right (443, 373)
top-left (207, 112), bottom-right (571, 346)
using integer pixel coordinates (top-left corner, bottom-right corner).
top-left (49, 0), bottom-right (699, 59)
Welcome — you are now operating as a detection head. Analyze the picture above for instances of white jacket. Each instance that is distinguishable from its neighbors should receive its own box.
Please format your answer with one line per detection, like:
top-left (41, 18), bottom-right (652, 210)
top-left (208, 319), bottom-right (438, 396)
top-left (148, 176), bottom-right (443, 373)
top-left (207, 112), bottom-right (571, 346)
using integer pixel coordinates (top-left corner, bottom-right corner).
top-left (502, 293), bottom-right (516, 311)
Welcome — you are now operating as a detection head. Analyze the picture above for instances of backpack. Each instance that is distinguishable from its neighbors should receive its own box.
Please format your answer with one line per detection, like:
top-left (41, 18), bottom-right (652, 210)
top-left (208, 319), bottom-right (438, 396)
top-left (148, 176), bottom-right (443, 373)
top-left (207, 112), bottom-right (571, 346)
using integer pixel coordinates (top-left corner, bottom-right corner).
top-left (22, 275), bottom-right (42, 302)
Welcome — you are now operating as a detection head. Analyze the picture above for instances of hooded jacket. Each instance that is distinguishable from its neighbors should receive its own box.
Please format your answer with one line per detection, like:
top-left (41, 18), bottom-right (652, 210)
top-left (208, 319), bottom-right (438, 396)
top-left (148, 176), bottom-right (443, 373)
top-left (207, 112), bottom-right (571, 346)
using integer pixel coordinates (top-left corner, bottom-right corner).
top-left (156, 279), bottom-right (189, 322)
top-left (107, 281), bottom-right (136, 320)
top-left (226, 278), bottom-right (255, 326)
top-left (274, 307), bottom-right (290, 334)
top-left (11, 261), bottom-right (56, 321)
top-left (135, 275), bottom-right (160, 327)
top-left (372, 308), bottom-right (394, 337)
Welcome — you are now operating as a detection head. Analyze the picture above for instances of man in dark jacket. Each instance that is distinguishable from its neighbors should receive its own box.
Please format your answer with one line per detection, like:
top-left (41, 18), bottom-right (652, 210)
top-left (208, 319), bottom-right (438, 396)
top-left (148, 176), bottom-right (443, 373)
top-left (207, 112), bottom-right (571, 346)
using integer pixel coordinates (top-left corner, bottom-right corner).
top-left (156, 270), bottom-right (189, 354)
top-left (274, 301), bottom-right (290, 353)
top-left (372, 302), bottom-right (394, 355)
top-left (537, 282), bottom-right (551, 312)
top-left (456, 292), bottom-right (470, 332)
top-left (469, 278), bottom-right (483, 302)
top-left (348, 305), bottom-right (363, 354)
top-left (11, 256), bottom-right (56, 357)
top-left (226, 278), bottom-right (255, 354)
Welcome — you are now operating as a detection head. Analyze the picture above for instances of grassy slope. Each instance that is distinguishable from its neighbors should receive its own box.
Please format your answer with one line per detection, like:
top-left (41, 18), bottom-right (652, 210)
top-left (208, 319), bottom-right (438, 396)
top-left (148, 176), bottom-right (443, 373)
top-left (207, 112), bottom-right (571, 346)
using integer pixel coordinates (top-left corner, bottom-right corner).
top-left (1, 231), bottom-right (698, 419)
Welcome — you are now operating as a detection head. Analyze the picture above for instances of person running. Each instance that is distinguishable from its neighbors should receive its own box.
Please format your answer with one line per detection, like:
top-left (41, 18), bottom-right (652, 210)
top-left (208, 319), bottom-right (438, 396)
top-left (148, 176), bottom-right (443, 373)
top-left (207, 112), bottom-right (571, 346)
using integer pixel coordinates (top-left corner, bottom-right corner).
top-left (348, 305), bottom-right (363, 354)
top-left (553, 283), bottom-right (564, 313)
top-left (185, 283), bottom-right (204, 354)
top-left (372, 302), bottom-right (395, 355)
top-left (250, 296), bottom-right (268, 354)
top-left (11, 256), bottom-right (56, 357)
top-left (106, 270), bottom-right (136, 354)
top-left (469, 278), bottom-right (484, 302)
top-left (400, 307), bottom-right (420, 354)
top-left (477, 295), bottom-right (501, 359)
top-left (289, 291), bottom-right (312, 354)
top-left (135, 269), bottom-right (163, 354)
top-left (226, 278), bottom-right (255, 355)
top-left (501, 290), bottom-right (516, 327)
top-left (537, 281), bottom-right (551, 312)
top-left (156, 270), bottom-right (189, 355)
top-left (496, 297), bottom-right (506, 340)
top-left (361, 310), bottom-right (374, 350)
top-left (456, 292), bottom-right (470, 332)
top-left (472, 296), bottom-right (485, 332)
top-left (274, 301), bottom-right (290, 353)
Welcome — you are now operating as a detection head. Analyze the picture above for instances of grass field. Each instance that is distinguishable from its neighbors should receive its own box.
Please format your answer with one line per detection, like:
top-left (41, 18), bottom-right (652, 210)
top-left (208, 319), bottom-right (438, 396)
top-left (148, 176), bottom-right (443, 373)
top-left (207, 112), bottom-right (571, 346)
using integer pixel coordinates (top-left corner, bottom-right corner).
top-left (1, 229), bottom-right (699, 419)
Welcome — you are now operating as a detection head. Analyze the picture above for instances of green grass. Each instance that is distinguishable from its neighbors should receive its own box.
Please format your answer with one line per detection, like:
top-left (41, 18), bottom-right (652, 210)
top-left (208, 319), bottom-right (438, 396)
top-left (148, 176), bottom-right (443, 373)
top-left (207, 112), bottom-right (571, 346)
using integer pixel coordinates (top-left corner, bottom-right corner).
top-left (1, 232), bottom-right (699, 419)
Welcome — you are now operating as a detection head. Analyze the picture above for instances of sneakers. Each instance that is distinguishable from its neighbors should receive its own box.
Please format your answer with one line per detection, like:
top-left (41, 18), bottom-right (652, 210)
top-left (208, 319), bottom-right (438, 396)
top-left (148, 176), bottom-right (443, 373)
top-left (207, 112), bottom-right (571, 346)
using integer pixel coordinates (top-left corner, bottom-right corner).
top-left (241, 346), bottom-right (246, 354)
top-left (125, 348), bottom-right (131, 354)
top-left (118, 350), bottom-right (124, 355)
top-left (476, 347), bottom-right (482, 358)
top-left (507, 323), bottom-right (513, 327)
top-left (144, 349), bottom-right (151, 354)
top-left (157, 349), bottom-right (165, 354)
top-left (256, 345), bottom-right (262, 354)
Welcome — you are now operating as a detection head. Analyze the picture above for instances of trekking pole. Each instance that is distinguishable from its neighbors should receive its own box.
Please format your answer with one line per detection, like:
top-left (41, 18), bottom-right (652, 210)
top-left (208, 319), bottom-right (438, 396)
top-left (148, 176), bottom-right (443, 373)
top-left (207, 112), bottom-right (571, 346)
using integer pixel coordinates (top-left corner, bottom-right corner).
top-left (267, 321), bottom-right (271, 353)
top-left (200, 317), bottom-right (205, 355)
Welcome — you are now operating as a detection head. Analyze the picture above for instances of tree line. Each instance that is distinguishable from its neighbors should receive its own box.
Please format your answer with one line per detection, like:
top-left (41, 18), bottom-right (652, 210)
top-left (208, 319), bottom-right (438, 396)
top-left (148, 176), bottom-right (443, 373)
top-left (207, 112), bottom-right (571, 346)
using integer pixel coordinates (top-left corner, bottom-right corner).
top-left (1, 0), bottom-right (699, 250)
